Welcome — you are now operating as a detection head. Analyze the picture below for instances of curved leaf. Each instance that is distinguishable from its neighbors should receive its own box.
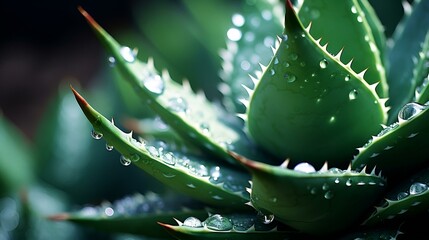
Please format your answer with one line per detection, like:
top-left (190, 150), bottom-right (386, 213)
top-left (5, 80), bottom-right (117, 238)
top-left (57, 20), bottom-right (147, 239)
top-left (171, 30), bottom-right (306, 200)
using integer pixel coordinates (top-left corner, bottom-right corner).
top-left (387, 0), bottom-right (429, 122)
top-left (231, 151), bottom-right (386, 236)
top-left (352, 102), bottom-right (429, 181)
top-left (246, 1), bottom-right (388, 168)
top-left (72, 87), bottom-right (251, 209)
top-left (414, 31), bottom-right (429, 104)
top-left (50, 192), bottom-right (207, 238)
top-left (78, 7), bottom-right (273, 166)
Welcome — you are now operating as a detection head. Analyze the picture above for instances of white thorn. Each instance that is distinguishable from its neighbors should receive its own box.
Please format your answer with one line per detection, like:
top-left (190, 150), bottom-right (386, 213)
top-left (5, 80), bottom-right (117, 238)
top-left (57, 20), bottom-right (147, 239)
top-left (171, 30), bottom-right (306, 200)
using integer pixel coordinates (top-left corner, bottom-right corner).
top-left (111, 118), bottom-right (115, 125)
top-left (238, 98), bottom-right (250, 108)
top-left (280, 159), bottom-right (290, 168)
top-left (347, 163), bottom-right (352, 171)
top-left (249, 74), bottom-right (259, 85)
top-left (346, 59), bottom-right (354, 68)
top-left (360, 166), bottom-right (367, 174)
top-left (182, 79), bottom-right (192, 92)
top-left (305, 22), bottom-right (312, 32)
top-left (162, 69), bottom-right (171, 81)
top-left (334, 48), bottom-right (344, 60)
top-left (255, 70), bottom-right (262, 78)
top-left (321, 43), bottom-right (328, 51)
top-left (357, 69), bottom-right (368, 79)
top-left (242, 84), bottom-right (253, 97)
top-left (379, 98), bottom-right (389, 107)
top-left (245, 202), bottom-right (254, 207)
top-left (369, 82), bottom-right (379, 92)
top-left (236, 113), bottom-right (248, 121)
top-left (316, 38), bottom-right (322, 45)
top-left (147, 57), bottom-right (154, 68)
top-left (248, 180), bottom-right (253, 187)
top-left (258, 63), bottom-right (267, 72)
top-left (370, 166), bottom-right (377, 175)
top-left (320, 161), bottom-right (328, 172)
top-left (275, 38), bottom-right (280, 48)
top-left (271, 46), bottom-right (276, 54)
top-left (246, 187), bottom-right (252, 194)
top-left (173, 218), bottom-right (183, 226)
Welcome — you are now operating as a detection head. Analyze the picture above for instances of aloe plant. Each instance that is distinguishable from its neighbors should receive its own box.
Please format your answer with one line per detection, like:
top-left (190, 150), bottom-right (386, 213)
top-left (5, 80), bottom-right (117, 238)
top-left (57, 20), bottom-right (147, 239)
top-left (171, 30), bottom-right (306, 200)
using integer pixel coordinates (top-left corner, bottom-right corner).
top-left (53, 0), bottom-right (429, 238)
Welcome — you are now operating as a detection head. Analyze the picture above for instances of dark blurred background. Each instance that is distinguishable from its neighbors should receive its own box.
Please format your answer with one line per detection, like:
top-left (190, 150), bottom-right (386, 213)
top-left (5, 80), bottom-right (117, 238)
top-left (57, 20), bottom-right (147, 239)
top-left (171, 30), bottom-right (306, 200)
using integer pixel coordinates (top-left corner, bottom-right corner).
top-left (0, 0), bottom-right (406, 141)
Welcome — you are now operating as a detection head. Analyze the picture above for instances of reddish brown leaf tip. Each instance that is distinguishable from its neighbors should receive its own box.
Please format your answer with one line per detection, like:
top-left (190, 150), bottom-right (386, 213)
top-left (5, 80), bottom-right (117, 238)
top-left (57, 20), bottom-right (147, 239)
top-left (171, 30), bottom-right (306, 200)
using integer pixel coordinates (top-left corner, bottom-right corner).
top-left (157, 222), bottom-right (174, 230)
top-left (47, 213), bottom-right (70, 221)
top-left (77, 6), bottom-right (101, 31)
top-left (70, 85), bottom-right (89, 108)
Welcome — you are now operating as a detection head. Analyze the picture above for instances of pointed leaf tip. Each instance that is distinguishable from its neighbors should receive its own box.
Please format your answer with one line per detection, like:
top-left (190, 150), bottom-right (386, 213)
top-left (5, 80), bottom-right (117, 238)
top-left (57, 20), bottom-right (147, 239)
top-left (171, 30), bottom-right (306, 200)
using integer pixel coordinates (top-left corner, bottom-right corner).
top-left (70, 86), bottom-right (99, 124)
top-left (77, 6), bottom-right (102, 32)
top-left (47, 213), bottom-right (70, 221)
top-left (228, 151), bottom-right (264, 170)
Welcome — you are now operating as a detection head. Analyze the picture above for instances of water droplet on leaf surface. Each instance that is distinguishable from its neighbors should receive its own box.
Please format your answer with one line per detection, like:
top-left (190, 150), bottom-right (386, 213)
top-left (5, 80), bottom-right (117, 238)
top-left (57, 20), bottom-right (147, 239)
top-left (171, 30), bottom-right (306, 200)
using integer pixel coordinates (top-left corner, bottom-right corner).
top-left (143, 73), bottom-right (164, 95)
top-left (167, 97), bottom-right (188, 113)
top-left (183, 217), bottom-right (203, 228)
top-left (293, 162), bottom-right (316, 173)
top-left (204, 214), bottom-right (233, 231)
top-left (120, 46), bottom-right (136, 63)
top-left (410, 182), bottom-right (428, 195)
top-left (120, 155), bottom-right (132, 166)
top-left (91, 129), bottom-right (103, 140)
top-left (398, 102), bottom-right (426, 121)
top-left (319, 59), bottom-right (328, 69)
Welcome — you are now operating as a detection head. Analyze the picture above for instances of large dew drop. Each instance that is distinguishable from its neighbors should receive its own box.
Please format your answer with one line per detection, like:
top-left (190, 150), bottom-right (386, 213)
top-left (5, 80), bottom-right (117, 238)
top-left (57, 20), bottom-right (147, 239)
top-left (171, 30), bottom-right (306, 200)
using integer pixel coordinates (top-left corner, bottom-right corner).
top-left (319, 59), bottom-right (328, 69)
top-left (183, 217), bottom-right (203, 228)
top-left (262, 214), bottom-right (275, 224)
top-left (349, 89), bottom-right (358, 100)
top-left (143, 73), bottom-right (164, 95)
top-left (204, 214), bottom-right (233, 231)
top-left (91, 129), bottom-right (103, 140)
top-left (409, 182), bottom-right (428, 195)
top-left (120, 155), bottom-right (132, 166)
top-left (398, 102), bottom-right (426, 121)
top-left (119, 46), bottom-right (136, 63)
top-left (293, 162), bottom-right (316, 173)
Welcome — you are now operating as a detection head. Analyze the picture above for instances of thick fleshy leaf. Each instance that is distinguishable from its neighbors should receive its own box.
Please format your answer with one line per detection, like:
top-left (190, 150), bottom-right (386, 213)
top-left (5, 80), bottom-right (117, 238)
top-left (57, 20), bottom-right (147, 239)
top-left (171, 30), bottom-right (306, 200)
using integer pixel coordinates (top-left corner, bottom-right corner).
top-left (231, 152), bottom-right (386, 236)
top-left (78, 7), bottom-right (273, 166)
top-left (298, 0), bottom-right (388, 97)
top-left (413, 32), bottom-right (429, 104)
top-left (72, 87), bottom-right (250, 209)
top-left (387, 0), bottom-right (429, 122)
top-left (362, 167), bottom-right (429, 226)
top-left (160, 212), bottom-right (301, 240)
top-left (50, 192), bottom-right (207, 238)
top-left (219, 0), bottom-right (284, 113)
top-left (0, 114), bottom-right (34, 196)
top-left (246, 1), bottom-right (388, 168)
top-left (351, 102), bottom-right (429, 181)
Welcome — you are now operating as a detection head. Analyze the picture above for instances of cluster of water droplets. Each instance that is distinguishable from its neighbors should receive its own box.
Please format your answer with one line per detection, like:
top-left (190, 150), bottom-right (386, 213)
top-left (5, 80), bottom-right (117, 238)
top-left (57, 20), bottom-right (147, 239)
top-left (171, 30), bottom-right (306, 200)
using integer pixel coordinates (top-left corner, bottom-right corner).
top-left (181, 212), bottom-right (277, 231)
top-left (396, 182), bottom-right (428, 201)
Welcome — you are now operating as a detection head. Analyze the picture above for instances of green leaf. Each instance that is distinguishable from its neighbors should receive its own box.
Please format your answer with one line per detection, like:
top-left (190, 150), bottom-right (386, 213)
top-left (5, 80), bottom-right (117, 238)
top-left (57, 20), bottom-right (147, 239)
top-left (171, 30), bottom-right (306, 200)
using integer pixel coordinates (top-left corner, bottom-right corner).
top-left (50, 192), bottom-right (208, 238)
top-left (413, 32), bottom-right (429, 104)
top-left (231, 151), bottom-right (386, 235)
top-left (159, 212), bottom-right (301, 240)
top-left (246, 1), bottom-right (388, 168)
top-left (351, 102), bottom-right (429, 181)
top-left (298, 0), bottom-right (388, 98)
top-left (362, 167), bottom-right (429, 226)
top-left (219, 0), bottom-right (284, 113)
top-left (71, 87), bottom-right (251, 209)
top-left (387, 0), bottom-right (429, 123)
top-left (0, 114), bottom-right (34, 196)
top-left (78, 7), bottom-right (272, 166)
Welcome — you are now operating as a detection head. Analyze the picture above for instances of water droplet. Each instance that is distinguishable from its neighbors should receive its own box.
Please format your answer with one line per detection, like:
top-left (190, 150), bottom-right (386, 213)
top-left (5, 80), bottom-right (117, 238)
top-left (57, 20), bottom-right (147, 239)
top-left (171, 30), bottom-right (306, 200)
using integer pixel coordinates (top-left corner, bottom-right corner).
top-left (329, 116), bottom-right (336, 123)
top-left (264, 36), bottom-right (274, 47)
top-left (262, 214), bottom-right (275, 224)
top-left (274, 58), bottom-right (279, 65)
top-left (147, 146), bottom-right (160, 158)
top-left (310, 187), bottom-right (317, 194)
top-left (319, 59), bottom-right (328, 69)
top-left (209, 166), bottom-right (222, 183)
top-left (270, 69), bottom-right (275, 75)
top-left (398, 102), bottom-right (426, 121)
top-left (187, 183), bottom-right (196, 189)
top-left (310, 9), bottom-right (320, 19)
top-left (143, 73), bottom-right (164, 95)
top-left (120, 46), bottom-right (136, 63)
top-left (183, 217), bottom-right (203, 228)
top-left (204, 214), bottom-right (233, 231)
top-left (167, 97), bottom-right (188, 113)
top-left (410, 182), bottom-right (428, 195)
top-left (283, 61), bottom-right (290, 68)
top-left (106, 144), bottom-right (114, 151)
top-left (349, 89), bottom-right (358, 100)
top-left (345, 75), bottom-right (350, 81)
top-left (284, 73), bottom-right (296, 83)
top-left (281, 34), bottom-right (288, 42)
top-left (240, 60), bottom-right (251, 70)
top-left (130, 154), bottom-right (140, 162)
top-left (300, 61), bottom-right (306, 67)
top-left (227, 28), bottom-right (242, 41)
top-left (293, 162), bottom-right (316, 173)
top-left (322, 183), bottom-right (329, 190)
top-left (160, 152), bottom-right (176, 165)
top-left (91, 129), bottom-right (103, 140)
top-left (212, 195), bottom-right (223, 200)
top-left (232, 13), bottom-right (245, 27)
top-left (104, 207), bottom-right (114, 216)
top-left (120, 155), bottom-right (132, 166)
top-left (346, 179), bottom-right (353, 186)
top-left (357, 16), bottom-right (363, 22)
top-left (397, 191), bottom-right (409, 200)
top-left (290, 53), bottom-right (298, 61)
top-left (324, 191), bottom-right (334, 199)
top-left (334, 178), bottom-right (340, 184)
top-left (351, 6), bottom-right (357, 14)
top-left (108, 56), bottom-right (116, 67)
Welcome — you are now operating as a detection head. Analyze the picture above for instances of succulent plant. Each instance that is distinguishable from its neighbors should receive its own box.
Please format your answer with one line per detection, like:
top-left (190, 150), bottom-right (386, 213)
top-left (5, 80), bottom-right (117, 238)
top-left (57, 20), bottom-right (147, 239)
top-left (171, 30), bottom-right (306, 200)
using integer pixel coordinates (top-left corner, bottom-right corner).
top-left (53, 0), bottom-right (429, 238)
